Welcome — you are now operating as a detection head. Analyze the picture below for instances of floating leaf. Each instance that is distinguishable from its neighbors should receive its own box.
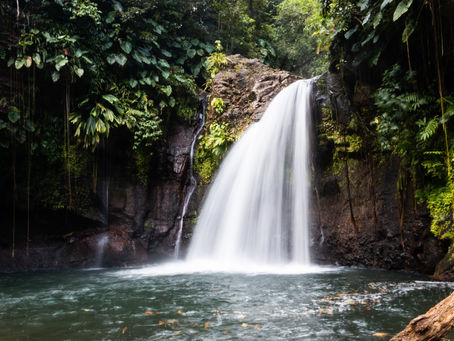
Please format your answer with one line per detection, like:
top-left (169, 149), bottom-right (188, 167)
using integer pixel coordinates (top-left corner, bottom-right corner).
top-left (372, 333), bottom-right (389, 338)
top-left (204, 322), bottom-right (210, 329)
top-left (177, 310), bottom-right (181, 315)
top-left (174, 331), bottom-right (181, 334)
top-left (241, 323), bottom-right (248, 328)
top-left (158, 321), bottom-right (165, 326)
top-left (121, 327), bottom-right (127, 334)
top-left (254, 324), bottom-right (260, 329)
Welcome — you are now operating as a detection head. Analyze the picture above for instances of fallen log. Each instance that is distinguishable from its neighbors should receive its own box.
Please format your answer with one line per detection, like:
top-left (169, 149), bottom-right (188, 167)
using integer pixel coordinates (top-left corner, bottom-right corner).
top-left (390, 291), bottom-right (454, 341)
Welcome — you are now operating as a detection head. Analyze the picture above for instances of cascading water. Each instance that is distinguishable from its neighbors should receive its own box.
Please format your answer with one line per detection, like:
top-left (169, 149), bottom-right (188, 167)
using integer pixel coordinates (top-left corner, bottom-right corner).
top-left (187, 79), bottom-right (313, 267)
top-left (174, 97), bottom-right (207, 258)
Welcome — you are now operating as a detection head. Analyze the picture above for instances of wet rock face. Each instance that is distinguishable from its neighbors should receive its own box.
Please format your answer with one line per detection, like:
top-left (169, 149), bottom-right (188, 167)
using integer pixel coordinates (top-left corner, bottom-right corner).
top-left (210, 54), bottom-right (301, 132)
top-left (310, 73), bottom-right (448, 275)
top-left (59, 229), bottom-right (148, 268)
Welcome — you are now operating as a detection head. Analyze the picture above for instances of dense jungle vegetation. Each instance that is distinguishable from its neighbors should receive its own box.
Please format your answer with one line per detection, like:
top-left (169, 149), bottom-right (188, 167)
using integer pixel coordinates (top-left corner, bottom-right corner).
top-left (1, 0), bottom-right (454, 259)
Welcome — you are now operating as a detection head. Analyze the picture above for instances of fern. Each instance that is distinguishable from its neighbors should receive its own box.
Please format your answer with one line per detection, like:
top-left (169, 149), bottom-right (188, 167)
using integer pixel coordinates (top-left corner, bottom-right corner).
top-left (417, 117), bottom-right (439, 141)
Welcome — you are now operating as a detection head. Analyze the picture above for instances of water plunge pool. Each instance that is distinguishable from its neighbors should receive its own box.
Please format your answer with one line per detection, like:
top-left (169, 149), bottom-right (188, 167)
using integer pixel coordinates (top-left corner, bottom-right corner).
top-left (1, 265), bottom-right (453, 340)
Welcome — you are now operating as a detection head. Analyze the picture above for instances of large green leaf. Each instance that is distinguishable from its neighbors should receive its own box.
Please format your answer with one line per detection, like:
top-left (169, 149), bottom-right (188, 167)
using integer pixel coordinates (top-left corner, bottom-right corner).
top-left (75, 67), bottom-right (84, 78)
top-left (393, 0), bottom-right (413, 21)
top-left (15, 58), bottom-right (24, 69)
top-left (55, 57), bottom-right (68, 71)
top-left (116, 54), bottom-right (127, 66)
top-left (8, 110), bottom-right (20, 123)
top-left (161, 49), bottom-right (172, 58)
top-left (187, 49), bottom-right (196, 58)
top-left (120, 41), bottom-right (132, 54)
top-left (32, 53), bottom-right (41, 65)
top-left (107, 54), bottom-right (116, 64)
top-left (102, 94), bottom-right (119, 104)
top-left (381, 0), bottom-right (394, 10)
top-left (158, 59), bottom-right (170, 68)
top-left (161, 85), bottom-right (172, 96)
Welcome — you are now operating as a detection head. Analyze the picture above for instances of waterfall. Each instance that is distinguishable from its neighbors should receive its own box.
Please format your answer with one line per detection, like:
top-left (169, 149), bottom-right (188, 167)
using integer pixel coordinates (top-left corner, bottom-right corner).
top-left (94, 234), bottom-right (109, 268)
top-left (187, 79), bottom-right (313, 267)
top-left (174, 98), bottom-right (207, 258)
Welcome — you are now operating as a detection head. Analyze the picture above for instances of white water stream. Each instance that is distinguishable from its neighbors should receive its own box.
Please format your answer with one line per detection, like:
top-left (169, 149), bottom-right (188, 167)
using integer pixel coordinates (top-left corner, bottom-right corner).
top-left (187, 79), bottom-right (314, 267)
top-left (174, 98), bottom-right (207, 258)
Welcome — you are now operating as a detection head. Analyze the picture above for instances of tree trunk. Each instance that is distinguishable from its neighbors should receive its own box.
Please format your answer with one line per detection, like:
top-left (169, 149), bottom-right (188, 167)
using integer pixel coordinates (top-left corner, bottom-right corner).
top-left (390, 291), bottom-right (454, 341)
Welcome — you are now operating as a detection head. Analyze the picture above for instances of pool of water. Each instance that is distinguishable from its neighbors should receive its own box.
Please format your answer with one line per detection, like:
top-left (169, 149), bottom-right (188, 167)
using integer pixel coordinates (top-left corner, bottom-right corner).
top-left (1, 264), bottom-right (453, 340)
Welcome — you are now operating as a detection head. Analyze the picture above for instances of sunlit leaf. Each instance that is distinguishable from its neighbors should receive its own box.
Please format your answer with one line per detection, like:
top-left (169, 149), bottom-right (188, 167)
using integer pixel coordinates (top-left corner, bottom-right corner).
top-left (393, 0), bottom-right (413, 21)
top-left (120, 41), bottom-right (132, 54)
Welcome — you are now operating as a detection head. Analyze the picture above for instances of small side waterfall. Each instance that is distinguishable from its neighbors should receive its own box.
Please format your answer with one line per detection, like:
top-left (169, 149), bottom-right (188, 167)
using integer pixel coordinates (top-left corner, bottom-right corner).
top-left (174, 98), bottom-right (207, 258)
top-left (95, 234), bottom-right (109, 267)
top-left (187, 80), bottom-right (313, 267)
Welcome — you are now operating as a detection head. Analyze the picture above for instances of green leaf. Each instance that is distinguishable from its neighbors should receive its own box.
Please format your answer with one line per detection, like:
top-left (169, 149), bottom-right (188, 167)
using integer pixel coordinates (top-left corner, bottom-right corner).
top-left (107, 54), bottom-right (116, 64)
top-left (158, 59), bottom-right (170, 69)
top-left (8, 110), bottom-right (20, 123)
top-left (15, 58), bottom-right (24, 69)
top-left (75, 67), bottom-right (84, 78)
top-left (393, 0), bottom-right (413, 21)
top-left (55, 57), bottom-right (68, 71)
top-left (161, 85), bottom-right (172, 96)
top-left (187, 49), bottom-right (196, 58)
top-left (197, 49), bottom-right (204, 56)
top-left (7, 58), bottom-right (14, 67)
top-left (75, 49), bottom-right (83, 58)
top-left (24, 119), bottom-right (35, 132)
top-left (381, 0), bottom-right (394, 10)
top-left (161, 49), bottom-right (172, 58)
top-left (116, 54), bottom-right (127, 66)
top-left (344, 26), bottom-right (358, 40)
top-left (160, 70), bottom-right (170, 79)
top-left (129, 79), bottom-right (138, 88)
top-left (102, 94), bottom-right (119, 104)
top-left (191, 38), bottom-right (200, 46)
top-left (373, 12), bottom-right (383, 29)
top-left (32, 53), bottom-right (41, 65)
top-left (24, 56), bottom-right (32, 68)
top-left (51, 71), bottom-right (60, 82)
top-left (120, 41), bottom-right (132, 54)
top-left (106, 11), bottom-right (116, 24)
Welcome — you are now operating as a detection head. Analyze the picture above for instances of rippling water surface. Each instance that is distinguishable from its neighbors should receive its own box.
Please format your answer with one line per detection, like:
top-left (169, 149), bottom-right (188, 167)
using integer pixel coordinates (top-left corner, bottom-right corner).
top-left (1, 264), bottom-right (453, 340)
